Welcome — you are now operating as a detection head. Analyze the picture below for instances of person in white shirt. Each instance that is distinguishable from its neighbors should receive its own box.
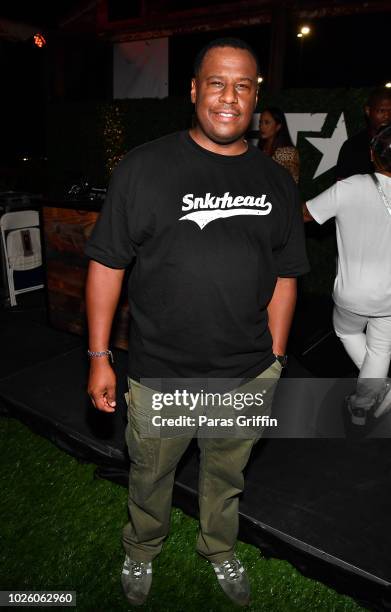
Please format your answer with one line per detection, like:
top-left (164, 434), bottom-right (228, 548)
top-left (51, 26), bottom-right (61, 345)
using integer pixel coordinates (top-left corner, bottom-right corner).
top-left (303, 124), bottom-right (391, 425)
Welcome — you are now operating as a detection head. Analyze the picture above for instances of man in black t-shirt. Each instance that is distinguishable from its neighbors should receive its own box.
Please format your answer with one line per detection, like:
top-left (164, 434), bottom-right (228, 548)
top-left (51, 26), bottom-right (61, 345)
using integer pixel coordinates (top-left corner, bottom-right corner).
top-left (336, 88), bottom-right (391, 180)
top-left (85, 38), bottom-right (309, 607)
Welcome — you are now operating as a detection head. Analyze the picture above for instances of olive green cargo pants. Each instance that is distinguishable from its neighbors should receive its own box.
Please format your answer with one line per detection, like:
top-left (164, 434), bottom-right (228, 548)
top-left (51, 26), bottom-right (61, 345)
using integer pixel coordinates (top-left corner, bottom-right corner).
top-left (122, 360), bottom-right (282, 563)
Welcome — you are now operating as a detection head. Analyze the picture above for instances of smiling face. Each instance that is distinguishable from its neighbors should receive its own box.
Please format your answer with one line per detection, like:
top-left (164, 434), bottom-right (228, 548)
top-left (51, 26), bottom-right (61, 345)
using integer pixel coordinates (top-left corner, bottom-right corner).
top-left (259, 110), bottom-right (281, 141)
top-left (190, 46), bottom-right (258, 155)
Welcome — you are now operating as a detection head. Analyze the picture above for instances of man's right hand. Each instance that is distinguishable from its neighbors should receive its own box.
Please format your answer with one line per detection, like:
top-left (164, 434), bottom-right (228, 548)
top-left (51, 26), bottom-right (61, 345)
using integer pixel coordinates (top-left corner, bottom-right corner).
top-left (85, 260), bottom-right (126, 413)
top-left (88, 359), bottom-right (117, 413)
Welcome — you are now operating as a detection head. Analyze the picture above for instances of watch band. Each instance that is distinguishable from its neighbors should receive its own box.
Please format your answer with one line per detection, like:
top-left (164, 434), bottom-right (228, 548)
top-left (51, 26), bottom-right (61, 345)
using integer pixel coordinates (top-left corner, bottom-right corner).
top-left (274, 354), bottom-right (288, 368)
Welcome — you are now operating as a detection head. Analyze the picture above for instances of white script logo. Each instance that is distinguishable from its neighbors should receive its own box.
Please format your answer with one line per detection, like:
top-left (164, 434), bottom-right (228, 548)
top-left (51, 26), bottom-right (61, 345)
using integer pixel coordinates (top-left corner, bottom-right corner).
top-left (180, 192), bottom-right (272, 230)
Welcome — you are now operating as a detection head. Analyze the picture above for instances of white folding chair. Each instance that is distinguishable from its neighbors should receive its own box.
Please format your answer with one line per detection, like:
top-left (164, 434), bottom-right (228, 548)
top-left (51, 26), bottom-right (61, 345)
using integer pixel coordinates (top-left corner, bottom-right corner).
top-left (0, 210), bottom-right (44, 306)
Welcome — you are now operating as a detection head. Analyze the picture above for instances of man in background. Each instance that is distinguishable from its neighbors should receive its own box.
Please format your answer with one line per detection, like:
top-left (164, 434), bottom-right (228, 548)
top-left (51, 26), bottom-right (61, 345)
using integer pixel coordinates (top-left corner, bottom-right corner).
top-left (336, 87), bottom-right (391, 180)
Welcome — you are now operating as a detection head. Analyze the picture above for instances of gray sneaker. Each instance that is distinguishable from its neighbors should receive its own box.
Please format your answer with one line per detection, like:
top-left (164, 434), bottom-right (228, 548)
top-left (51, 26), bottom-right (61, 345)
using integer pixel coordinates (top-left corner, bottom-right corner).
top-left (345, 394), bottom-right (374, 426)
top-left (211, 556), bottom-right (250, 606)
top-left (121, 555), bottom-right (152, 606)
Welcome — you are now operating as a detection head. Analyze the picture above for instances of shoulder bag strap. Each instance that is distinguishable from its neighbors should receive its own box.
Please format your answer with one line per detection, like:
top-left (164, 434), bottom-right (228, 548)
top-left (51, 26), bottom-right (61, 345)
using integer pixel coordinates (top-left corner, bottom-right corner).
top-left (370, 173), bottom-right (391, 217)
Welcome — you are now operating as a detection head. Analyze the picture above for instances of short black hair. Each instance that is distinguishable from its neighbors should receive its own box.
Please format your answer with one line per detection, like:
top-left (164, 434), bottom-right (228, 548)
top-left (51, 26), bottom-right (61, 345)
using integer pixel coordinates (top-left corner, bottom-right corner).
top-left (366, 87), bottom-right (391, 107)
top-left (193, 37), bottom-right (260, 77)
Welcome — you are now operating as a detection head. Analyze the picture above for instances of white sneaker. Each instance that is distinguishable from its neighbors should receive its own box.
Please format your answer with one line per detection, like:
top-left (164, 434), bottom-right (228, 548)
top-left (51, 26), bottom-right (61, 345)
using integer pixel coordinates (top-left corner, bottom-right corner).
top-left (374, 382), bottom-right (391, 418)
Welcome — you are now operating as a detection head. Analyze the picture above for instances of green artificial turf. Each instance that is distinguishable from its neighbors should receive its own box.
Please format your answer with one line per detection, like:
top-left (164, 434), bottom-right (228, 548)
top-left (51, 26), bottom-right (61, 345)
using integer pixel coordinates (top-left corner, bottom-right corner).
top-left (0, 416), bottom-right (365, 612)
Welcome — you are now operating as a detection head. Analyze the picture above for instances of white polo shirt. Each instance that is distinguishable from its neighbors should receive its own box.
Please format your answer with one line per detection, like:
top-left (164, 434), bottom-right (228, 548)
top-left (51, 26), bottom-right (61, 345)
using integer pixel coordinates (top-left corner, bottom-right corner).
top-left (307, 172), bottom-right (391, 316)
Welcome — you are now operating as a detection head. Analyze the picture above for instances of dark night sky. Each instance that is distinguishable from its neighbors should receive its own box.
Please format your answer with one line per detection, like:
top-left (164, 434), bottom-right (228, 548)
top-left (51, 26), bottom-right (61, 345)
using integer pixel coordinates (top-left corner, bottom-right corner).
top-left (1, 4), bottom-right (390, 159)
top-left (169, 11), bottom-right (390, 94)
top-left (0, 1), bottom-right (82, 27)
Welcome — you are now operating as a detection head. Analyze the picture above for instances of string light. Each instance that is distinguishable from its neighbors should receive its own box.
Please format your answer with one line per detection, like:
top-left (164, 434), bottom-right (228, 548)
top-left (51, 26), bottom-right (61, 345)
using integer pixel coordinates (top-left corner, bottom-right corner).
top-left (102, 105), bottom-right (126, 179)
top-left (33, 33), bottom-right (46, 48)
top-left (297, 25), bottom-right (311, 38)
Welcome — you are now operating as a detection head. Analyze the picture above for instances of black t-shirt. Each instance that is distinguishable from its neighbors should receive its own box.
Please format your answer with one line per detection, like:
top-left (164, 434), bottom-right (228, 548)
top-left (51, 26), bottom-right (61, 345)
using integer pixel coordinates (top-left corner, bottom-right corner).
top-left (85, 131), bottom-right (309, 380)
top-left (335, 129), bottom-right (373, 180)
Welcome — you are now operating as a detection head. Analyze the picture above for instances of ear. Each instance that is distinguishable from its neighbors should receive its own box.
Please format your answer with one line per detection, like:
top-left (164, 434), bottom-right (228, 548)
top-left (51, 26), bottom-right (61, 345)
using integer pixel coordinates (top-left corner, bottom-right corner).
top-left (364, 105), bottom-right (370, 118)
top-left (191, 78), bottom-right (197, 104)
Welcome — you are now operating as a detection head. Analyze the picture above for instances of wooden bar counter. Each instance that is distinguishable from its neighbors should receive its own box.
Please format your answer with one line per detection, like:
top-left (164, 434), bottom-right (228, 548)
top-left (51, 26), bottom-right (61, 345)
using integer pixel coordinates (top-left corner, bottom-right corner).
top-left (42, 201), bottom-right (129, 350)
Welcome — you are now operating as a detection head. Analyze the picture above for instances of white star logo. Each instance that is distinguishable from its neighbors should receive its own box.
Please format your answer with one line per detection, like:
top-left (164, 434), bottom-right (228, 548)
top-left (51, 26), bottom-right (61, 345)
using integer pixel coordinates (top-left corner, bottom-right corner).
top-left (285, 113), bottom-right (327, 145)
top-left (305, 113), bottom-right (348, 179)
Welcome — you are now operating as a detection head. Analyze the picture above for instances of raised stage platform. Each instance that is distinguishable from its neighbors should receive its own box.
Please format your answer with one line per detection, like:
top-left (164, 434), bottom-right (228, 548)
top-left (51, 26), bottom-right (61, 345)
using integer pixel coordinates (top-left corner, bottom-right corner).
top-left (1, 293), bottom-right (391, 611)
